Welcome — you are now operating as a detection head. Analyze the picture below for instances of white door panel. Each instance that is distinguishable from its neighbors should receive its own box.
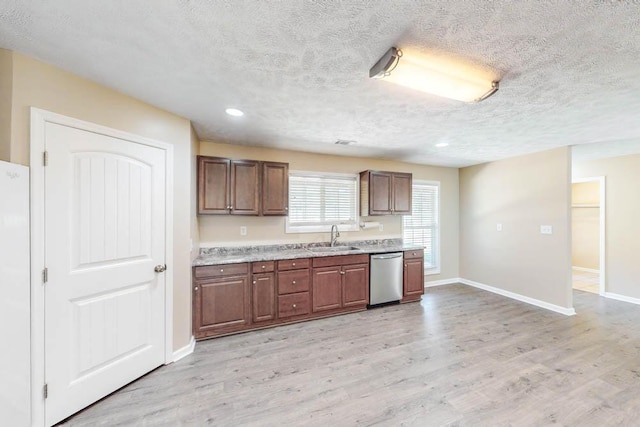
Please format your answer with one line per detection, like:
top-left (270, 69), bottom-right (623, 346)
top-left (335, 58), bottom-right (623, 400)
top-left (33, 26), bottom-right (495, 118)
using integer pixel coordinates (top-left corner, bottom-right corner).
top-left (44, 122), bottom-right (166, 426)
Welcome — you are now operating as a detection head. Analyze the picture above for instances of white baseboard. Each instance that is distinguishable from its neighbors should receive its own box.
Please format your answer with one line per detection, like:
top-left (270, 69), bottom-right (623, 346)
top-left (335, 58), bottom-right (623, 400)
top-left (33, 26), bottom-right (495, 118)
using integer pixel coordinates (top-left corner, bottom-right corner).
top-left (424, 278), bottom-right (461, 288)
top-left (172, 336), bottom-right (195, 363)
top-left (459, 278), bottom-right (576, 316)
top-left (572, 266), bottom-right (600, 274)
top-left (604, 292), bottom-right (640, 306)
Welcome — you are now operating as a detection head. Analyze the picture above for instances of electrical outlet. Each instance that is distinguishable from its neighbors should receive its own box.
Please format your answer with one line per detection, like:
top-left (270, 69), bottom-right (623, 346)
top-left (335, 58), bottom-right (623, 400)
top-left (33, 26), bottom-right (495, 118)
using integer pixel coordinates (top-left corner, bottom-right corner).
top-left (540, 225), bottom-right (553, 235)
top-left (240, 226), bottom-right (247, 236)
top-left (496, 223), bottom-right (503, 232)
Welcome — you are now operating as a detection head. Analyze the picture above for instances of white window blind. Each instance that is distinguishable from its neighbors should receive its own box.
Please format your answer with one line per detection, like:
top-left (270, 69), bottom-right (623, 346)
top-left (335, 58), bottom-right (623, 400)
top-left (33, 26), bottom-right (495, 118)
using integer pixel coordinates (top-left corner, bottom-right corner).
top-left (286, 171), bottom-right (359, 233)
top-left (403, 181), bottom-right (440, 273)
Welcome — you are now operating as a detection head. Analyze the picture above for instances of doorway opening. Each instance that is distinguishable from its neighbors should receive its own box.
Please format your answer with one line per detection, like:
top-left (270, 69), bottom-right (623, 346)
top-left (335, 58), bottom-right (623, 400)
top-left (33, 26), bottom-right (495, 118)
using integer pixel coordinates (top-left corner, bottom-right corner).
top-left (571, 177), bottom-right (605, 295)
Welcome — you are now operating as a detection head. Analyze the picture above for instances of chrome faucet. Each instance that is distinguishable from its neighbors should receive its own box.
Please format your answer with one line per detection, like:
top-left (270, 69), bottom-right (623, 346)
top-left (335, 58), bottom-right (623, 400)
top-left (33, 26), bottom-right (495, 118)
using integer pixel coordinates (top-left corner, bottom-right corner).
top-left (330, 224), bottom-right (340, 247)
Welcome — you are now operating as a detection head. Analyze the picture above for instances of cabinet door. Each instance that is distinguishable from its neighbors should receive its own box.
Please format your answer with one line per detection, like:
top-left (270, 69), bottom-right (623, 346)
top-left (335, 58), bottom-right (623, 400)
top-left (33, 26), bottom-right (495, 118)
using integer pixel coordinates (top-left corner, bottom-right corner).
top-left (252, 272), bottom-right (276, 322)
top-left (230, 160), bottom-right (260, 215)
top-left (193, 275), bottom-right (250, 338)
top-left (392, 173), bottom-right (412, 214)
top-left (198, 156), bottom-right (230, 215)
top-left (369, 171), bottom-right (392, 215)
top-left (312, 266), bottom-right (342, 312)
top-left (262, 161), bottom-right (289, 216)
top-left (342, 263), bottom-right (369, 307)
top-left (403, 258), bottom-right (424, 297)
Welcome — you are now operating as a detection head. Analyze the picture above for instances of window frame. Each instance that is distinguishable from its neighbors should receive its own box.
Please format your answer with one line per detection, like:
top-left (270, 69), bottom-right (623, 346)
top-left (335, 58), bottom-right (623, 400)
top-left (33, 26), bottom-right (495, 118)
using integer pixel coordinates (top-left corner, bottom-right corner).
top-left (403, 180), bottom-right (440, 275)
top-left (285, 170), bottom-right (360, 233)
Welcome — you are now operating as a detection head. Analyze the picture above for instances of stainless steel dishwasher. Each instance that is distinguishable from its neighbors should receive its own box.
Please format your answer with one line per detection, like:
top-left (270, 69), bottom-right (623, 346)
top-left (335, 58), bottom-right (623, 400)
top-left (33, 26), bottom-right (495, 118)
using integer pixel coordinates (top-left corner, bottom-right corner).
top-left (369, 252), bottom-right (403, 307)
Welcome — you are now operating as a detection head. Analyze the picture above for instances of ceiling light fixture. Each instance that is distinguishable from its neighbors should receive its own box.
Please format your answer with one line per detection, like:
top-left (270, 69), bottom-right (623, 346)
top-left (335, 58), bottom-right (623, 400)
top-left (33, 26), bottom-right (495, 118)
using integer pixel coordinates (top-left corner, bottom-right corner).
top-left (369, 47), bottom-right (499, 103)
top-left (335, 139), bottom-right (357, 145)
top-left (435, 142), bottom-right (449, 148)
top-left (225, 108), bottom-right (244, 117)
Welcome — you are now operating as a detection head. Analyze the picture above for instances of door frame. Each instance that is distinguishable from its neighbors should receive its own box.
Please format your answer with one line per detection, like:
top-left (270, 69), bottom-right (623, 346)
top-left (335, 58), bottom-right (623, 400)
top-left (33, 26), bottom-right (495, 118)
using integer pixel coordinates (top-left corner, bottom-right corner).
top-left (29, 108), bottom-right (174, 426)
top-left (571, 176), bottom-right (606, 295)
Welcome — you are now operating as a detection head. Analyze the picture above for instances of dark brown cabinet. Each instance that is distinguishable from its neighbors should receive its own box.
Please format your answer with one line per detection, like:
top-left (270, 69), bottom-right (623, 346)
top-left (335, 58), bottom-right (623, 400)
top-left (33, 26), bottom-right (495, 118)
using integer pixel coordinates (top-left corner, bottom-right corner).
top-left (403, 249), bottom-right (424, 302)
top-left (193, 263), bottom-right (251, 339)
top-left (197, 156), bottom-right (289, 216)
top-left (230, 160), bottom-right (260, 215)
top-left (277, 258), bottom-right (311, 319)
top-left (312, 254), bottom-right (369, 312)
top-left (360, 170), bottom-right (412, 216)
top-left (252, 271), bottom-right (276, 323)
top-left (193, 255), bottom-right (368, 340)
top-left (262, 161), bottom-right (289, 216)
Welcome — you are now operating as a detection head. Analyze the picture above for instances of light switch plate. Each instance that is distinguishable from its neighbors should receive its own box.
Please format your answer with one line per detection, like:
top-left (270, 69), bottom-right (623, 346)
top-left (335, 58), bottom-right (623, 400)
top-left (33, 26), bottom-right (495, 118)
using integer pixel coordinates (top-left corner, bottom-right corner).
top-left (240, 226), bottom-right (247, 236)
top-left (540, 225), bottom-right (553, 235)
top-left (497, 223), bottom-right (503, 232)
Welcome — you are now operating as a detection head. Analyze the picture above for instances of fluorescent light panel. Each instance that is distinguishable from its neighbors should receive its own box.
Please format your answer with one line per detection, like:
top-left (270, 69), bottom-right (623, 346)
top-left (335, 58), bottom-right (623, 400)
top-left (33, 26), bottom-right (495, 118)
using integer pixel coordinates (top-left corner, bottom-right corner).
top-left (370, 48), bottom-right (498, 103)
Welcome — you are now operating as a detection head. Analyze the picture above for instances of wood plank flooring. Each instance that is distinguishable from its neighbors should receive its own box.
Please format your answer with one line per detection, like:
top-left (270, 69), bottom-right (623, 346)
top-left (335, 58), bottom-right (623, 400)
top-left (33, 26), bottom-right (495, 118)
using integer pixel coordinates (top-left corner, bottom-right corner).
top-left (59, 285), bottom-right (640, 426)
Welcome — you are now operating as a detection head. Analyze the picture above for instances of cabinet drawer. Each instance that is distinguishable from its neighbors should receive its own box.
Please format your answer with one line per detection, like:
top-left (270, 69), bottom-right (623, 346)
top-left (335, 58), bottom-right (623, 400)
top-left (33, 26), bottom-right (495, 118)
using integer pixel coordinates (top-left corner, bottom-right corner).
top-left (278, 269), bottom-right (310, 295)
top-left (278, 292), bottom-right (311, 318)
top-left (194, 263), bottom-right (248, 279)
top-left (312, 254), bottom-right (369, 268)
top-left (404, 249), bottom-right (424, 260)
top-left (277, 258), bottom-right (310, 271)
top-left (252, 261), bottom-right (275, 273)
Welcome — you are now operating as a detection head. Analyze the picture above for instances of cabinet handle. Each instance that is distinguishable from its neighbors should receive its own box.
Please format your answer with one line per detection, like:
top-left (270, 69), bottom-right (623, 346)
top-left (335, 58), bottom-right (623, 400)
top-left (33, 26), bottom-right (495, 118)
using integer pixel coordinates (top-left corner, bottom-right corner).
top-left (405, 264), bottom-right (407, 267)
top-left (253, 281), bottom-right (256, 284)
top-left (340, 271), bottom-right (345, 275)
top-left (292, 304), bottom-right (297, 308)
top-left (261, 265), bottom-right (266, 269)
top-left (412, 252), bottom-right (416, 256)
top-left (292, 262), bottom-right (296, 266)
top-left (229, 205), bottom-right (233, 210)
top-left (292, 280), bottom-right (296, 284)
top-left (285, 207), bottom-right (288, 211)
top-left (194, 286), bottom-right (199, 291)
top-left (220, 269), bottom-right (224, 272)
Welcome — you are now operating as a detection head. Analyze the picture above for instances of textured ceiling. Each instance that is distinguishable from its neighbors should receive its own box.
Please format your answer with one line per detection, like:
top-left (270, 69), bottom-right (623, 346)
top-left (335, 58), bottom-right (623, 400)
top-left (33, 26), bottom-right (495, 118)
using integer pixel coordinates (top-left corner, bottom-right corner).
top-left (1, 1), bottom-right (640, 167)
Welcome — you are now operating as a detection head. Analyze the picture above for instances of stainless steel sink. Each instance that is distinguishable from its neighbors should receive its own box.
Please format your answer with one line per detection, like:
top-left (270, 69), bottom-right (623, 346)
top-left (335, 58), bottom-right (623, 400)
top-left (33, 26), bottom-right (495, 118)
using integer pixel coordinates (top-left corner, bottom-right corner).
top-left (307, 246), bottom-right (362, 253)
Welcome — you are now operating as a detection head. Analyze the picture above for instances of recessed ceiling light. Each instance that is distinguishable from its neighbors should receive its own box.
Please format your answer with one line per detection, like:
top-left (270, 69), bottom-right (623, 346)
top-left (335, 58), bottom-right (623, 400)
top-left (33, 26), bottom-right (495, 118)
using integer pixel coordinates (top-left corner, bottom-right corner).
top-left (225, 108), bottom-right (244, 117)
top-left (435, 142), bottom-right (449, 148)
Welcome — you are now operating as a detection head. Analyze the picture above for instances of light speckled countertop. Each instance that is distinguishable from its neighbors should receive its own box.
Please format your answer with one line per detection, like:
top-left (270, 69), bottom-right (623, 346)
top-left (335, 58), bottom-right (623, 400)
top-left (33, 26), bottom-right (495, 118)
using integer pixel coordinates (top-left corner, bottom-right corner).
top-left (192, 239), bottom-right (424, 267)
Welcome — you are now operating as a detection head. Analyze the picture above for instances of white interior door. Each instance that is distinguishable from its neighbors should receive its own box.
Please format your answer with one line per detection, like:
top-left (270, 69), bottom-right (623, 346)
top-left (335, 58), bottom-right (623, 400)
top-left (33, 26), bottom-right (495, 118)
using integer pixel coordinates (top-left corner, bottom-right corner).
top-left (44, 122), bottom-right (166, 426)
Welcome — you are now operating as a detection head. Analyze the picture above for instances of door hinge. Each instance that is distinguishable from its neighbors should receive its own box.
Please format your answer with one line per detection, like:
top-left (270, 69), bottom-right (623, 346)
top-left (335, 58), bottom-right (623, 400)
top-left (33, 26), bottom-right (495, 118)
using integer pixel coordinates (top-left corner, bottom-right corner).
top-left (43, 383), bottom-right (48, 399)
top-left (42, 267), bottom-right (48, 284)
top-left (43, 151), bottom-right (48, 166)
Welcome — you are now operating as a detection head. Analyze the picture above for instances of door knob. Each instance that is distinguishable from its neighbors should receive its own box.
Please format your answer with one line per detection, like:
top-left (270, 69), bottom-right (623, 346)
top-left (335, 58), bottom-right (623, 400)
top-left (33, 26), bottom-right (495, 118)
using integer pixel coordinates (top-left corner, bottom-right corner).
top-left (154, 265), bottom-right (167, 273)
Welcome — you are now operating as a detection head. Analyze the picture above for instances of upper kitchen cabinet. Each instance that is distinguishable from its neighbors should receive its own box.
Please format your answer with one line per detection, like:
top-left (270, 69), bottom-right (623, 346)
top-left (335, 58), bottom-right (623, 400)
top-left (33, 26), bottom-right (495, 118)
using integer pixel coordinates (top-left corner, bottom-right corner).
top-left (197, 156), bottom-right (289, 216)
top-left (360, 170), bottom-right (412, 216)
top-left (261, 161), bottom-right (289, 216)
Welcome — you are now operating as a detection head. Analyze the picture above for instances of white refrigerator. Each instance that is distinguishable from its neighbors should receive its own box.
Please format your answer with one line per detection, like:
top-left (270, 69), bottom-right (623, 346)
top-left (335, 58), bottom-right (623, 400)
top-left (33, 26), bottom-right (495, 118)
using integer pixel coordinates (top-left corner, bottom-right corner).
top-left (0, 160), bottom-right (30, 425)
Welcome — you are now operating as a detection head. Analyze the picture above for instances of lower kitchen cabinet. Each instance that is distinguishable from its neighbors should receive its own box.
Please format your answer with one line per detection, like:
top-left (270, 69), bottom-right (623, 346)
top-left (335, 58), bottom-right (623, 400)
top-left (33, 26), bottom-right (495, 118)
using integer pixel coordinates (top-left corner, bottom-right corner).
top-left (193, 272), bottom-right (251, 339)
top-left (312, 255), bottom-right (369, 312)
top-left (252, 272), bottom-right (276, 322)
top-left (342, 263), bottom-right (369, 307)
top-left (403, 249), bottom-right (425, 302)
top-left (193, 254), bottom-right (370, 340)
top-left (278, 292), bottom-right (311, 318)
top-left (312, 266), bottom-right (342, 312)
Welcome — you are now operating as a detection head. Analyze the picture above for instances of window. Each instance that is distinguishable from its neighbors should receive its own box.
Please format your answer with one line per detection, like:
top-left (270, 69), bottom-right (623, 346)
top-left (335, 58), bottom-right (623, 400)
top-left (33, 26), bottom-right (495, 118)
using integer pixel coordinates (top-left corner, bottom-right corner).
top-left (403, 181), bottom-right (440, 274)
top-left (286, 171), bottom-right (359, 233)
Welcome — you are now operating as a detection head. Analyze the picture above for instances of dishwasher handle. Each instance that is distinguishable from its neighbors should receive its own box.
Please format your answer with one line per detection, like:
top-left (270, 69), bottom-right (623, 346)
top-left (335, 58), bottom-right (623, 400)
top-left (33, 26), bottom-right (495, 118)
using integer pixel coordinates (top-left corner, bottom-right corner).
top-left (371, 253), bottom-right (403, 260)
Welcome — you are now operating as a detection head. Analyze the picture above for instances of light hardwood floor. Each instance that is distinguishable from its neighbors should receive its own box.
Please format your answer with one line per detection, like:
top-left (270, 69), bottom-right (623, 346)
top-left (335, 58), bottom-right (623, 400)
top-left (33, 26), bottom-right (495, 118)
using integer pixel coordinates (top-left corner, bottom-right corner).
top-left (572, 269), bottom-right (600, 294)
top-left (60, 285), bottom-right (640, 426)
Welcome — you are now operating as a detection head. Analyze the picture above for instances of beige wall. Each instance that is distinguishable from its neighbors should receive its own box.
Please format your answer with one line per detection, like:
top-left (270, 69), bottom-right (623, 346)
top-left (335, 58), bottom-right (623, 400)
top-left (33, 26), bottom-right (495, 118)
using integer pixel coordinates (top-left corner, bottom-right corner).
top-left (10, 52), bottom-right (194, 351)
top-left (199, 141), bottom-right (460, 281)
top-left (571, 182), bottom-right (600, 270)
top-left (573, 154), bottom-right (640, 298)
top-left (0, 48), bottom-right (12, 161)
top-left (459, 147), bottom-right (572, 308)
